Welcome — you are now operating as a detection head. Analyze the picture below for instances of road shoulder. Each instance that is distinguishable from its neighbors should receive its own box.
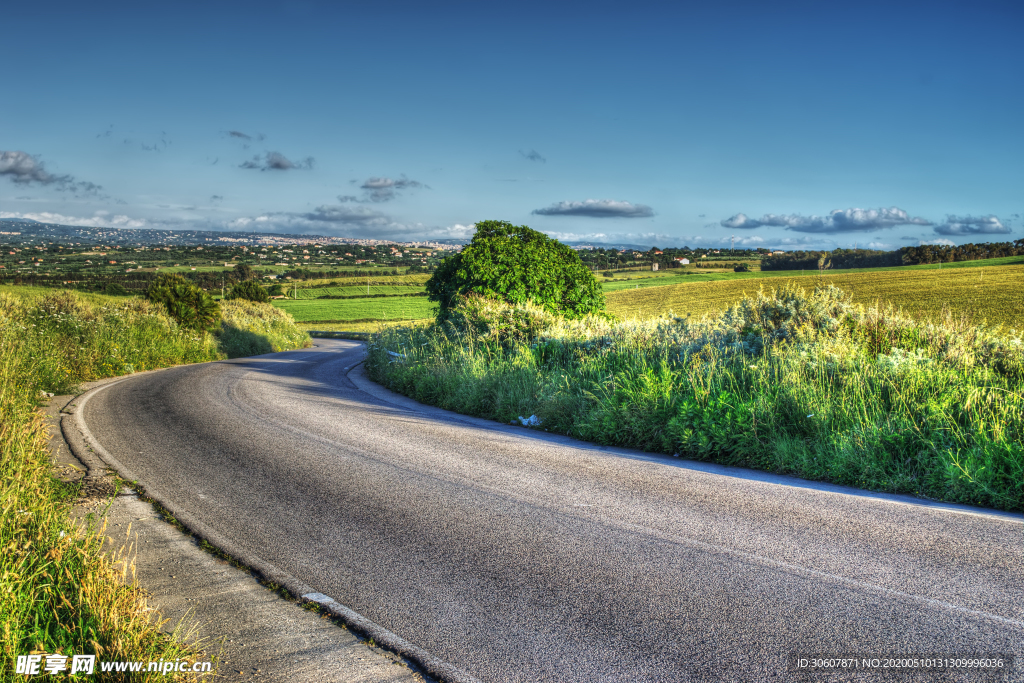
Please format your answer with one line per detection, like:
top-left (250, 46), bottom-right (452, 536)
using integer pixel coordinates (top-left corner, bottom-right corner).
top-left (44, 377), bottom-right (427, 683)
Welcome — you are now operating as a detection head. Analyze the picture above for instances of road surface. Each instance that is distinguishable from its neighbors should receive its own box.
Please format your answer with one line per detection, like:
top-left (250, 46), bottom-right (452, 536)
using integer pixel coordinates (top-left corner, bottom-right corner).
top-left (81, 340), bottom-right (1024, 682)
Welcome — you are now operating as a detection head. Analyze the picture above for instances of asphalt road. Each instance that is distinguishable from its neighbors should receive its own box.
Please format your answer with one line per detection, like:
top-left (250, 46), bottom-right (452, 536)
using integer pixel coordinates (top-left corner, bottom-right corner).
top-left (83, 340), bottom-right (1024, 682)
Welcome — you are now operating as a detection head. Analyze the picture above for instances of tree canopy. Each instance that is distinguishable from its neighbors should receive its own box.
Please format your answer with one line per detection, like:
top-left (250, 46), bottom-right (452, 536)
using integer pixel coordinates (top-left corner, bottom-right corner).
top-left (146, 273), bottom-right (220, 330)
top-left (425, 220), bottom-right (605, 319)
top-left (226, 279), bottom-right (270, 303)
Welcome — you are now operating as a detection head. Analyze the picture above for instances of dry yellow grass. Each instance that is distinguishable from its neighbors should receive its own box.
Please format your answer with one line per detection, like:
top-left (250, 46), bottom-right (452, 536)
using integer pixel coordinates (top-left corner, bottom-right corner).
top-left (606, 265), bottom-right (1024, 330)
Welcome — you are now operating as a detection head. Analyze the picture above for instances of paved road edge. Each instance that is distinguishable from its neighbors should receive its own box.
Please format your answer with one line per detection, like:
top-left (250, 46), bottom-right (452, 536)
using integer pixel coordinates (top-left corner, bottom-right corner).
top-left (67, 368), bottom-right (484, 683)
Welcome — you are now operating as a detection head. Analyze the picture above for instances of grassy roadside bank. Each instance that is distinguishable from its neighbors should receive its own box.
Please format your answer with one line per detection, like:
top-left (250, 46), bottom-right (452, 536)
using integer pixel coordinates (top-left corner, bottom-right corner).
top-left (366, 289), bottom-right (1023, 512)
top-left (0, 289), bottom-right (309, 680)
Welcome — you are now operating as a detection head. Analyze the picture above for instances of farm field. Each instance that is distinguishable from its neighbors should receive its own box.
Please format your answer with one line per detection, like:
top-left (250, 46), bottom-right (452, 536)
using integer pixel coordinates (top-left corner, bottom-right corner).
top-left (296, 319), bottom-right (431, 333)
top-left (273, 295), bottom-right (436, 322)
top-left (291, 284), bottom-right (425, 298)
top-left (606, 264), bottom-right (1024, 329)
top-left (296, 273), bottom-right (431, 288)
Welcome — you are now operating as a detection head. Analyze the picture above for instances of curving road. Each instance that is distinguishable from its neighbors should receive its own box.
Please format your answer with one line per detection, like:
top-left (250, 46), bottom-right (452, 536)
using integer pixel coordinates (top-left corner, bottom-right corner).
top-left (82, 340), bottom-right (1023, 682)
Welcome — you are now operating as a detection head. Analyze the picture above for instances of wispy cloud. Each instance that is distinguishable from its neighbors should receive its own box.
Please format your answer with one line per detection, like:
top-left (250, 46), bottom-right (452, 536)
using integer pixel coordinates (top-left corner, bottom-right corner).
top-left (0, 150), bottom-right (105, 197)
top-left (232, 205), bottom-right (472, 240)
top-left (340, 175), bottom-right (428, 202)
top-left (302, 204), bottom-right (390, 226)
top-left (361, 176), bottom-right (426, 202)
top-left (520, 149), bottom-right (546, 163)
top-left (0, 210), bottom-right (146, 229)
top-left (223, 130), bottom-right (265, 148)
top-left (933, 215), bottom-right (1010, 236)
top-left (239, 152), bottom-right (315, 171)
top-left (533, 199), bottom-right (655, 218)
top-left (721, 207), bottom-right (931, 233)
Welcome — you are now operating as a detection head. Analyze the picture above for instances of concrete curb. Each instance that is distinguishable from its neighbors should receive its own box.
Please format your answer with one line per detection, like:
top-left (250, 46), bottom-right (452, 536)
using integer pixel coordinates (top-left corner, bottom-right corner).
top-left (66, 370), bottom-right (483, 683)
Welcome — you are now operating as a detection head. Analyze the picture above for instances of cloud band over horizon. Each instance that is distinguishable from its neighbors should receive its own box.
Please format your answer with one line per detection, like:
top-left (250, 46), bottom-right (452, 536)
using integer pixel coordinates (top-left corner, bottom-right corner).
top-left (721, 207), bottom-right (932, 234)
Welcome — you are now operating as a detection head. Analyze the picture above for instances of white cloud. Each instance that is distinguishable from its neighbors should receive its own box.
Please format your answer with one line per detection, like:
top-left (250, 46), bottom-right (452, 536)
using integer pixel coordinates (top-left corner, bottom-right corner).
top-left (349, 176), bottom-right (428, 202)
top-left (720, 206), bottom-right (932, 233)
top-left (933, 215), bottom-right (1010, 236)
top-left (0, 211), bottom-right (147, 229)
top-left (0, 150), bottom-right (104, 196)
top-left (0, 151), bottom-right (55, 184)
top-left (533, 199), bottom-right (655, 218)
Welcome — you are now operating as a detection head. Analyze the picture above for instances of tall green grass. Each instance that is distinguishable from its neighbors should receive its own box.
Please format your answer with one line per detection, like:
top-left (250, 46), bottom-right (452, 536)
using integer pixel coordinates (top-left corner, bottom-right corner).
top-left (218, 299), bottom-right (312, 358)
top-left (0, 291), bottom-right (222, 395)
top-left (366, 289), bottom-right (1024, 512)
top-left (0, 290), bottom-right (308, 679)
top-left (0, 291), bottom-right (220, 679)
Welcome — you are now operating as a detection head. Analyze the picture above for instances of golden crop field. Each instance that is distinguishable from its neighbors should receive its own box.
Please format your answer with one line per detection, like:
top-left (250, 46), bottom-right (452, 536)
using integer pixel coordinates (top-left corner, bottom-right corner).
top-left (606, 265), bottom-right (1024, 330)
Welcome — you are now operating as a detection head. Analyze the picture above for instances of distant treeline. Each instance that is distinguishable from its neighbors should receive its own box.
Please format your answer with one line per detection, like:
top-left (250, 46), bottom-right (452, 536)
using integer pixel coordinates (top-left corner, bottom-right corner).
top-left (761, 249), bottom-right (899, 271)
top-left (899, 240), bottom-right (1024, 264)
top-left (4, 272), bottom-right (157, 291)
top-left (3, 267), bottom-right (411, 291)
top-left (761, 240), bottom-right (1024, 271)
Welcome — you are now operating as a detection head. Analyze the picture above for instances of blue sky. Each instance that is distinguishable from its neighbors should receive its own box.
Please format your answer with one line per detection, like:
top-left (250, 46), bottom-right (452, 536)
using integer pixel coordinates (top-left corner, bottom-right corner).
top-left (1, 0), bottom-right (1021, 249)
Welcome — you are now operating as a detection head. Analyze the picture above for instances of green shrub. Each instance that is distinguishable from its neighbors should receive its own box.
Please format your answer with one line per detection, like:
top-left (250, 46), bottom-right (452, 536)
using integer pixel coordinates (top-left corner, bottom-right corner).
top-left (426, 220), bottom-right (605, 319)
top-left (103, 282), bottom-right (130, 296)
top-left (146, 273), bottom-right (220, 331)
top-left (226, 279), bottom-right (271, 303)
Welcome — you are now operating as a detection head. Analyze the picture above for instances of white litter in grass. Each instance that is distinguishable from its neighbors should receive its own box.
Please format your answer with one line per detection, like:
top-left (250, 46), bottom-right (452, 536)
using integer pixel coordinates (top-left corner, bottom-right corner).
top-left (518, 415), bottom-right (542, 427)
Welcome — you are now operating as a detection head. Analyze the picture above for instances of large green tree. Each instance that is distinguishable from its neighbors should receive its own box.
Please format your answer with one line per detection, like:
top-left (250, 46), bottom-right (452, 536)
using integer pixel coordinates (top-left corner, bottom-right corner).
top-left (426, 220), bottom-right (605, 318)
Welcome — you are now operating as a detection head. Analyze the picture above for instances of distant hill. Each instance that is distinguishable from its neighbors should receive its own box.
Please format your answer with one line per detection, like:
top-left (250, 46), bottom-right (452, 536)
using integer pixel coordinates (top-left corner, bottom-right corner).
top-left (0, 218), bottom-right (467, 249)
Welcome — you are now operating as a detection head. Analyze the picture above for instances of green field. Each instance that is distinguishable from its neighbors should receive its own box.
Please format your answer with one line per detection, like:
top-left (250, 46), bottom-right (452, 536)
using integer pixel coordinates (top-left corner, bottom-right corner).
top-left (274, 295), bottom-right (436, 322)
top-left (607, 264), bottom-right (1024, 329)
top-left (294, 273), bottom-right (431, 288)
top-left (291, 284), bottom-right (426, 298)
top-left (296, 319), bottom-right (431, 333)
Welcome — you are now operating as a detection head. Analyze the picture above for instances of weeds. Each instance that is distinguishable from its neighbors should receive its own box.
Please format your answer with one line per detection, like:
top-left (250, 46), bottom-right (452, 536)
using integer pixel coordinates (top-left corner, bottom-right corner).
top-left (367, 288), bottom-right (1024, 511)
top-left (0, 327), bottom-right (203, 679)
top-left (0, 289), bottom-right (309, 679)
